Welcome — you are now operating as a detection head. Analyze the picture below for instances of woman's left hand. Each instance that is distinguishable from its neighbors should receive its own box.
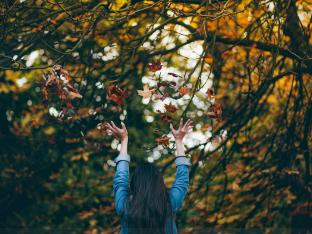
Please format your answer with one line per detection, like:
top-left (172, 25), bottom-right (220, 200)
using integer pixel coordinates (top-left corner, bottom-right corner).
top-left (105, 121), bottom-right (128, 141)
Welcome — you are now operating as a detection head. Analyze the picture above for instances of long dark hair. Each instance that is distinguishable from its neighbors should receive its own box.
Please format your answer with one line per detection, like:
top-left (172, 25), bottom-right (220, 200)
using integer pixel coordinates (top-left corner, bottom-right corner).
top-left (125, 161), bottom-right (174, 234)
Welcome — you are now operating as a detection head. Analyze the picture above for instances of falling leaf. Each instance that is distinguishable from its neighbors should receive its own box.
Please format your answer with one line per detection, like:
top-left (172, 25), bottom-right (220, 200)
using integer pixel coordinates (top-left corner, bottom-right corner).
top-left (155, 135), bottom-right (170, 146)
top-left (31, 25), bottom-right (43, 33)
top-left (68, 37), bottom-right (79, 42)
top-left (56, 193), bottom-right (72, 202)
top-left (164, 103), bottom-right (177, 113)
top-left (137, 84), bottom-right (155, 99)
top-left (106, 85), bottom-right (129, 105)
top-left (157, 110), bottom-right (172, 123)
top-left (206, 88), bottom-right (214, 98)
top-left (204, 57), bottom-right (213, 64)
top-left (55, 86), bottom-right (66, 100)
top-left (148, 60), bottom-right (162, 72)
top-left (68, 91), bottom-right (82, 99)
top-left (168, 72), bottom-right (181, 78)
top-left (154, 93), bottom-right (170, 101)
top-left (108, 93), bottom-right (123, 105)
top-left (78, 210), bottom-right (95, 220)
top-left (232, 180), bottom-right (240, 191)
top-left (157, 81), bottom-right (176, 88)
top-left (179, 86), bottom-right (188, 96)
top-left (50, 19), bottom-right (57, 25)
top-left (208, 102), bottom-right (222, 120)
top-left (42, 87), bottom-right (49, 100)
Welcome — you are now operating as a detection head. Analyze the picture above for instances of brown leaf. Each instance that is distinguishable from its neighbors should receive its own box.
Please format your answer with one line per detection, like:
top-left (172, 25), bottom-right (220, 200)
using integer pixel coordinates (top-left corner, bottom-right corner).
top-left (155, 135), bottom-right (170, 146)
top-left (164, 103), bottom-right (177, 113)
top-left (206, 88), bottom-right (214, 98)
top-left (42, 87), bottom-right (49, 100)
top-left (157, 110), bottom-right (172, 123)
top-left (148, 60), bottom-right (162, 72)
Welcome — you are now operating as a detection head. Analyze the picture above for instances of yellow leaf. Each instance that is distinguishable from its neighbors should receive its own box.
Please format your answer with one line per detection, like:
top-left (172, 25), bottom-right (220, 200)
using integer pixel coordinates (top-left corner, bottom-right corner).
top-left (44, 126), bottom-right (55, 135)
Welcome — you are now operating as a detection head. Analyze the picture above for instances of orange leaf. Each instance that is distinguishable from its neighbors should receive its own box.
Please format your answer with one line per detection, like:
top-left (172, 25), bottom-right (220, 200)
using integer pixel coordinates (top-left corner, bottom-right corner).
top-left (69, 37), bottom-right (79, 42)
top-left (50, 19), bottom-right (57, 25)
top-left (179, 86), bottom-right (188, 96)
top-left (204, 57), bottom-right (213, 64)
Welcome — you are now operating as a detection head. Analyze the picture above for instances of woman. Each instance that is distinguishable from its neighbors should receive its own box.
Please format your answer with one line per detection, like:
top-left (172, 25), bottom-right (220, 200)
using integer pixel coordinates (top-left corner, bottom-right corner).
top-left (105, 119), bottom-right (193, 234)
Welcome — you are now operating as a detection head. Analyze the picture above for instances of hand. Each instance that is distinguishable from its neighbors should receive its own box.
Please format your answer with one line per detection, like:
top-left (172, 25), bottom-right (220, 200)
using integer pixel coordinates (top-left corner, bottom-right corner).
top-left (105, 121), bottom-right (128, 141)
top-left (170, 118), bottom-right (193, 142)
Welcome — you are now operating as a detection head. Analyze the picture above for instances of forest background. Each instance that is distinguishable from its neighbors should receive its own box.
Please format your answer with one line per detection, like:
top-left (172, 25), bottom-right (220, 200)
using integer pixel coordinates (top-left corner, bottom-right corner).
top-left (0, 0), bottom-right (311, 233)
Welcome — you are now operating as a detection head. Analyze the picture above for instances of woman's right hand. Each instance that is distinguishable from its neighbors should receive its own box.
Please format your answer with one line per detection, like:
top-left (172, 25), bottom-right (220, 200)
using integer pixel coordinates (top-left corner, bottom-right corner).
top-left (105, 121), bottom-right (128, 141)
top-left (170, 118), bottom-right (193, 142)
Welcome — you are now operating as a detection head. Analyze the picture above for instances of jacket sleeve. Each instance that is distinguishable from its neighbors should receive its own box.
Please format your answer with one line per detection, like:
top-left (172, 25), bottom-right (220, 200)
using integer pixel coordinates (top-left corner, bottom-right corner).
top-left (113, 153), bottom-right (130, 216)
top-left (169, 156), bottom-right (191, 213)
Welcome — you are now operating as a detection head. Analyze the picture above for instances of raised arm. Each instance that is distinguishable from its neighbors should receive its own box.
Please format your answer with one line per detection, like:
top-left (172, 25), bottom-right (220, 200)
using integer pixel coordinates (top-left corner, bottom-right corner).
top-left (169, 119), bottom-right (193, 213)
top-left (105, 121), bottom-right (129, 216)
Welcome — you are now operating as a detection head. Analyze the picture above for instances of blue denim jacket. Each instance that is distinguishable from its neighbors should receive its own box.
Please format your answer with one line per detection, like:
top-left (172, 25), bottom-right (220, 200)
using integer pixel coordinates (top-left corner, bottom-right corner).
top-left (113, 153), bottom-right (191, 234)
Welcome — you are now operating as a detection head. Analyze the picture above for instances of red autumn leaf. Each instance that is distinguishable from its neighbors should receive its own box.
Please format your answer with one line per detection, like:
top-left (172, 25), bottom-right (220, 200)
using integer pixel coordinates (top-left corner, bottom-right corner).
top-left (108, 93), bottom-right (124, 105)
top-left (106, 85), bottom-right (129, 105)
top-left (164, 103), bottom-right (177, 113)
top-left (148, 60), bottom-right (162, 72)
top-left (155, 135), bottom-right (170, 146)
top-left (65, 101), bottom-right (73, 108)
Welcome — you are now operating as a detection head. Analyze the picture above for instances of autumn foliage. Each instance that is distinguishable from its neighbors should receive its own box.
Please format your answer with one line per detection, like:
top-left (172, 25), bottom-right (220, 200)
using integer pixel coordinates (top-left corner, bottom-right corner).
top-left (0, 0), bottom-right (311, 233)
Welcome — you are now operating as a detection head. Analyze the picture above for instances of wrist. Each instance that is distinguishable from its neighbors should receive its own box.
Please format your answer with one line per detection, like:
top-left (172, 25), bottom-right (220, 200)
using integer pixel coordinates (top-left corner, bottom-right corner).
top-left (175, 139), bottom-right (183, 144)
top-left (121, 137), bottom-right (128, 142)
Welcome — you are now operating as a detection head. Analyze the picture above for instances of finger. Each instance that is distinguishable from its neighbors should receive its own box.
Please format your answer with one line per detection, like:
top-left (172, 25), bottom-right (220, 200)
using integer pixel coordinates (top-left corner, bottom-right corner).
top-left (105, 123), bottom-right (114, 132)
top-left (184, 119), bottom-right (191, 128)
top-left (170, 123), bottom-right (176, 133)
top-left (107, 127), bottom-right (119, 136)
top-left (179, 118), bottom-right (183, 129)
top-left (182, 119), bottom-right (192, 131)
top-left (106, 123), bottom-right (119, 135)
top-left (111, 121), bottom-right (121, 131)
top-left (187, 125), bottom-right (194, 131)
top-left (121, 121), bottom-right (126, 130)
